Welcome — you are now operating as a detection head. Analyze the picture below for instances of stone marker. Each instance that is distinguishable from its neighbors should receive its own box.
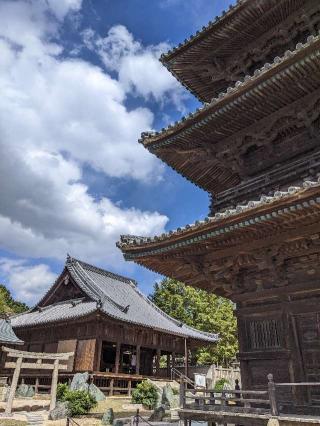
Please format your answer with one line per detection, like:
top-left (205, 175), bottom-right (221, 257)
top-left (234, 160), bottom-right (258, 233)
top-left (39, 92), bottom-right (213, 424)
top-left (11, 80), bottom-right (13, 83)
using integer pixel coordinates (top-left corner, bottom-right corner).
top-left (149, 406), bottom-right (166, 421)
top-left (70, 372), bottom-right (89, 391)
top-left (49, 401), bottom-right (70, 420)
top-left (102, 407), bottom-right (115, 425)
top-left (16, 383), bottom-right (35, 398)
top-left (162, 384), bottom-right (174, 409)
top-left (89, 382), bottom-right (106, 401)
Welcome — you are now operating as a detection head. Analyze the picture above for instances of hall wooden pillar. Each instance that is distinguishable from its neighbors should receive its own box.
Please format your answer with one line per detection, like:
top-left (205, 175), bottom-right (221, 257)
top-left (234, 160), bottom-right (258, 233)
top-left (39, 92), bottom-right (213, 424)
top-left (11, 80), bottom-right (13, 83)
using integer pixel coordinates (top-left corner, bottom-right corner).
top-left (93, 319), bottom-right (103, 371)
top-left (184, 338), bottom-right (189, 377)
top-left (156, 348), bottom-right (161, 376)
top-left (166, 353), bottom-right (171, 378)
top-left (94, 339), bottom-right (102, 371)
top-left (136, 344), bottom-right (141, 375)
top-left (115, 341), bottom-right (121, 373)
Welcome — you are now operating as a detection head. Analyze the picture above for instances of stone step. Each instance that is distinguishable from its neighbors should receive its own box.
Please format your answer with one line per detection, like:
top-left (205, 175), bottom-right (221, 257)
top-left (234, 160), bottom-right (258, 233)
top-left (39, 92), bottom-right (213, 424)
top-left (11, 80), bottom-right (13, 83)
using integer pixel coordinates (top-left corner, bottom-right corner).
top-left (170, 409), bottom-right (180, 420)
top-left (26, 413), bottom-right (44, 426)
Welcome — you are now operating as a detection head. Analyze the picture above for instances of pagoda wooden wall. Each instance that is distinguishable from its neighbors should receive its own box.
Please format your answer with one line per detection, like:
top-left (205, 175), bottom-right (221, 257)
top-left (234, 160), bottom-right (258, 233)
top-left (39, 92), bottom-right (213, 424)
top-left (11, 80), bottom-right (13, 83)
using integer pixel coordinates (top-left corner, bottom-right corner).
top-left (13, 314), bottom-right (187, 374)
top-left (236, 273), bottom-right (320, 406)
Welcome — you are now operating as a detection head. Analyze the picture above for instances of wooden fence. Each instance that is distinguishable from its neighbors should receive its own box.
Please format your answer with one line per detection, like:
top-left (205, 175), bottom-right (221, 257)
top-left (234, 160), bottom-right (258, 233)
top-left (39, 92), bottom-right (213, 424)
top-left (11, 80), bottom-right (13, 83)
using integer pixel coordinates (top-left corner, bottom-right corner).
top-left (159, 364), bottom-right (241, 386)
top-left (2, 371), bottom-right (172, 397)
top-left (179, 374), bottom-right (320, 417)
top-left (210, 365), bottom-right (241, 387)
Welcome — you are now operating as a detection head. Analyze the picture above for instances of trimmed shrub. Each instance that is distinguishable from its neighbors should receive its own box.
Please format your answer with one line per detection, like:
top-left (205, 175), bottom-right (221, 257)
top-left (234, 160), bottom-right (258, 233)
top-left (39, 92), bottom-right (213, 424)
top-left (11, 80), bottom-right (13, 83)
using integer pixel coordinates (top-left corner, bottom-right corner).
top-left (56, 383), bottom-right (97, 416)
top-left (214, 378), bottom-right (230, 392)
top-left (57, 383), bottom-right (69, 401)
top-left (132, 380), bottom-right (158, 409)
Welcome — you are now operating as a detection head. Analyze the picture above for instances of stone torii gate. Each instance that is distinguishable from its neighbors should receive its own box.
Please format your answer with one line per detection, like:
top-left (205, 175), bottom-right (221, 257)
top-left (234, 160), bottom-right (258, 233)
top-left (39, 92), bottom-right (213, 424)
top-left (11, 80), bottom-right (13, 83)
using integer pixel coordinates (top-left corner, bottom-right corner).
top-left (2, 346), bottom-right (74, 415)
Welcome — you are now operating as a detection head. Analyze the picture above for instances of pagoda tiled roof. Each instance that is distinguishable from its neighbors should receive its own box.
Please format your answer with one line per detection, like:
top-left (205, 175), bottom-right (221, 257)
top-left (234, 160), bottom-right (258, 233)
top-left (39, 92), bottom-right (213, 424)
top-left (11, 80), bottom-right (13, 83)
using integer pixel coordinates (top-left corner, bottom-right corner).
top-left (161, 0), bottom-right (309, 102)
top-left (11, 257), bottom-right (217, 343)
top-left (117, 179), bottom-right (320, 257)
top-left (143, 33), bottom-right (320, 149)
top-left (0, 318), bottom-right (24, 345)
top-left (139, 33), bottom-right (320, 196)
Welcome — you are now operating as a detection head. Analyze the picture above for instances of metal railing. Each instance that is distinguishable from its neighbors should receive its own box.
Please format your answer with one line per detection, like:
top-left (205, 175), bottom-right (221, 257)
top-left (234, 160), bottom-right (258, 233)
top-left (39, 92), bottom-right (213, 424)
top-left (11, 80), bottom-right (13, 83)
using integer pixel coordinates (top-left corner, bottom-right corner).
top-left (171, 367), bottom-right (194, 387)
top-left (131, 409), bottom-right (153, 426)
top-left (66, 418), bottom-right (81, 426)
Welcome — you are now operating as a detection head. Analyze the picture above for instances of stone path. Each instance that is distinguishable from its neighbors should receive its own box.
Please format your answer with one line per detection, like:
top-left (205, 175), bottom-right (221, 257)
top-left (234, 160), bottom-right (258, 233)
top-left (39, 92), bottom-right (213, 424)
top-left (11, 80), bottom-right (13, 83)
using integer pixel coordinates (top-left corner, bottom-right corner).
top-left (26, 412), bottom-right (44, 425)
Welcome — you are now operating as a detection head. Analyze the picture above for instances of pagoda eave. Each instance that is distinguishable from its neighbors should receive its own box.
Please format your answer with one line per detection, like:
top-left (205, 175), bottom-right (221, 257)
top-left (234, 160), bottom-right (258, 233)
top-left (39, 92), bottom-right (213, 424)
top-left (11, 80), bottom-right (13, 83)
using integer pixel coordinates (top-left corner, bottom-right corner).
top-left (118, 183), bottom-right (320, 299)
top-left (142, 35), bottom-right (320, 201)
top-left (161, 0), bottom-right (317, 102)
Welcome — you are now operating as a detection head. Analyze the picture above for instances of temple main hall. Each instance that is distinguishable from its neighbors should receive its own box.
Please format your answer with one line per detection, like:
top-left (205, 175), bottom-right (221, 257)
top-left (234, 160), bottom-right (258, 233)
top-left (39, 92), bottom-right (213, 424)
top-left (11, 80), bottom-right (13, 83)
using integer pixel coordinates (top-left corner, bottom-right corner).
top-left (4, 256), bottom-right (216, 394)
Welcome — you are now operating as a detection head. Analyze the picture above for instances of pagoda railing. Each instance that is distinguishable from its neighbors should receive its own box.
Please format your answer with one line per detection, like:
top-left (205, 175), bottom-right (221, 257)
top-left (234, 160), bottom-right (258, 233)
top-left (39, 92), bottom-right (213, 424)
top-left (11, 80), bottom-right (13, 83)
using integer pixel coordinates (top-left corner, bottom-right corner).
top-left (179, 374), bottom-right (320, 417)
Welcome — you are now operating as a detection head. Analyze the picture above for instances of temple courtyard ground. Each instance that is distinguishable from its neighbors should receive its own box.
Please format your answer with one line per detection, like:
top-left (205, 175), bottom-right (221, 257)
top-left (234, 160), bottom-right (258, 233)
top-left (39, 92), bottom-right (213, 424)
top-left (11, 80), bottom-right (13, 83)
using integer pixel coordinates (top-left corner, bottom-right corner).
top-left (0, 396), bottom-right (153, 425)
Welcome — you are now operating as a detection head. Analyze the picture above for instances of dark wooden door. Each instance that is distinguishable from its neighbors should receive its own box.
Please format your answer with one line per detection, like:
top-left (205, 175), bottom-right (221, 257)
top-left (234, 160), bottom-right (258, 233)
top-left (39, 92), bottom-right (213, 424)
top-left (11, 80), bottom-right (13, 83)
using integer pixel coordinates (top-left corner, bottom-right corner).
top-left (296, 313), bottom-right (320, 405)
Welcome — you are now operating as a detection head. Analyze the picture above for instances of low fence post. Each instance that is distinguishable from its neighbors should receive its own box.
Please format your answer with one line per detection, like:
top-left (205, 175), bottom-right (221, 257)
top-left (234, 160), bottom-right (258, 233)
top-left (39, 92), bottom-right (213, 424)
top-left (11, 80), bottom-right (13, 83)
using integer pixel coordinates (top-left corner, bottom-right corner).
top-left (221, 390), bottom-right (226, 407)
top-left (268, 374), bottom-right (279, 416)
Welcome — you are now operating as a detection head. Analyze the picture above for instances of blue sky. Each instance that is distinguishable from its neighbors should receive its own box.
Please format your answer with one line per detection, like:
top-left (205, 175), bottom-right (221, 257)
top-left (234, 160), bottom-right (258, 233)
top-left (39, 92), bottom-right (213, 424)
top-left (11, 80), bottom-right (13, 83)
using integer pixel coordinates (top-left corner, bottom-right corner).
top-left (0, 0), bottom-right (235, 304)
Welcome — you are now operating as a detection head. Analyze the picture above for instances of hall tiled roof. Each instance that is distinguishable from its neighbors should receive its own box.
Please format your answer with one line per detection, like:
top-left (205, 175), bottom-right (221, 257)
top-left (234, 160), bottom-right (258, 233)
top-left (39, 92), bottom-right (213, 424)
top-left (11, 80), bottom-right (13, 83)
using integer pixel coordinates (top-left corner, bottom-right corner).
top-left (11, 257), bottom-right (217, 343)
top-left (0, 318), bottom-right (24, 345)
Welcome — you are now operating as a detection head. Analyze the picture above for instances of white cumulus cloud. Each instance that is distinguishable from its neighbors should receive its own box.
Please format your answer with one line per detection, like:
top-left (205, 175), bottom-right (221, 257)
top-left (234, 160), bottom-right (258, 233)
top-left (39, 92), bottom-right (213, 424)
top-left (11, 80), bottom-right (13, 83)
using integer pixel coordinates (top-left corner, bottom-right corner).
top-left (0, 0), bottom-right (171, 303)
top-left (0, 258), bottom-right (57, 305)
top-left (82, 25), bottom-right (188, 108)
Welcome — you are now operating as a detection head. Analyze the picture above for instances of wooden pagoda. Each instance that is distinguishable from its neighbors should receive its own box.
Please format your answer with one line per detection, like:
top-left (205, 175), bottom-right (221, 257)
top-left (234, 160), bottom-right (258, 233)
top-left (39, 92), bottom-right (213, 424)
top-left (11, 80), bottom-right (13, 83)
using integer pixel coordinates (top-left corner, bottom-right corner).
top-left (118, 0), bottom-right (320, 415)
top-left (4, 256), bottom-right (216, 395)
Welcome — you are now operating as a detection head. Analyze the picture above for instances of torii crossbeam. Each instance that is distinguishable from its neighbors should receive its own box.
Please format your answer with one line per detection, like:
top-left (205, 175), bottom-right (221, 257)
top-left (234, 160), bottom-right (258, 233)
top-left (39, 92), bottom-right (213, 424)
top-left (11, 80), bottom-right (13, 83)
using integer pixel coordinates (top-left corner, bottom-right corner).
top-left (2, 346), bottom-right (74, 415)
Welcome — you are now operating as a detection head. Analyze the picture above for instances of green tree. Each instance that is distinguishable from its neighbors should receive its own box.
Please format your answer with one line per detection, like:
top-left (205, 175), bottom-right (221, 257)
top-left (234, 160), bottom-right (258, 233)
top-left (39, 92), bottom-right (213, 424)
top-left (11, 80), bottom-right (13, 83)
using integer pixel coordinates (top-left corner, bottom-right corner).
top-left (150, 278), bottom-right (238, 367)
top-left (0, 284), bottom-right (29, 314)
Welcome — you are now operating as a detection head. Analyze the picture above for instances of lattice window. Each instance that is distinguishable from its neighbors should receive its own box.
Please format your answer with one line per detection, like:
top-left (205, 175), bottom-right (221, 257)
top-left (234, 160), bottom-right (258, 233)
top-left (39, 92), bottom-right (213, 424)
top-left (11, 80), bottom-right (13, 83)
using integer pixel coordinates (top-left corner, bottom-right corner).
top-left (249, 319), bottom-right (281, 350)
